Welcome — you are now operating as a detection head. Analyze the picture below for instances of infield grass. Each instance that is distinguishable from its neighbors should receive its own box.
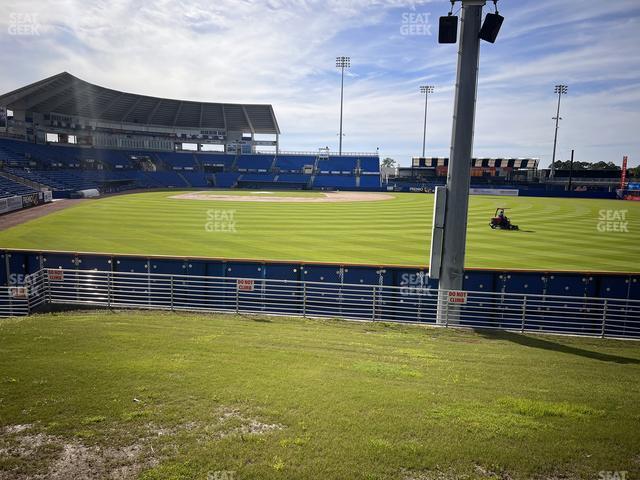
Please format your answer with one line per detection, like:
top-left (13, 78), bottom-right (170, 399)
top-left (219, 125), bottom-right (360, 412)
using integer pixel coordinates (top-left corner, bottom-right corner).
top-left (0, 190), bottom-right (638, 272)
top-left (0, 310), bottom-right (639, 479)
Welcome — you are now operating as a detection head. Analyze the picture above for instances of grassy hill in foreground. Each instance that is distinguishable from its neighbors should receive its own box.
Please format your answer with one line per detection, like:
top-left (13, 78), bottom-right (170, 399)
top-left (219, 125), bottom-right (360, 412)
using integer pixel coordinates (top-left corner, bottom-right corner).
top-left (1, 310), bottom-right (639, 479)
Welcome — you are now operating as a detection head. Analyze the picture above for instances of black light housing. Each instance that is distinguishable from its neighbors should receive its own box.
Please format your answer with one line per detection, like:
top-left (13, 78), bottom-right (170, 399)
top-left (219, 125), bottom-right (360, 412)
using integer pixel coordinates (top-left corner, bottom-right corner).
top-left (438, 15), bottom-right (458, 44)
top-left (479, 12), bottom-right (504, 43)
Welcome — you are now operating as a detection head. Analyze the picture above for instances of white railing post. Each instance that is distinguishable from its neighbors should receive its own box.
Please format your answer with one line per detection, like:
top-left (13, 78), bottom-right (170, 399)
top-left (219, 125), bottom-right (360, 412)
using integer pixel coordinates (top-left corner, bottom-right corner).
top-left (444, 294), bottom-right (449, 327)
top-left (601, 299), bottom-right (608, 338)
top-left (170, 275), bottom-right (174, 311)
top-left (235, 281), bottom-right (239, 314)
top-left (521, 296), bottom-right (527, 333)
top-left (107, 271), bottom-right (111, 308)
top-left (46, 269), bottom-right (52, 305)
top-left (302, 282), bottom-right (307, 317)
top-left (371, 286), bottom-right (376, 321)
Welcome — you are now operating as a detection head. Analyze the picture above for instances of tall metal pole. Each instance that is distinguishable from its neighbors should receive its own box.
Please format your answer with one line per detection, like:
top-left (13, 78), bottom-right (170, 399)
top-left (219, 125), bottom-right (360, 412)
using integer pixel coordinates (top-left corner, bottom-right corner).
top-left (550, 84), bottom-right (567, 179)
top-left (339, 64), bottom-right (345, 155)
top-left (420, 85), bottom-right (434, 158)
top-left (436, 0), bottom-right (485, 322)
top-left (336, 56), bottom-right (350, 155)
top-left (567, 148), bottom-right (574, 191)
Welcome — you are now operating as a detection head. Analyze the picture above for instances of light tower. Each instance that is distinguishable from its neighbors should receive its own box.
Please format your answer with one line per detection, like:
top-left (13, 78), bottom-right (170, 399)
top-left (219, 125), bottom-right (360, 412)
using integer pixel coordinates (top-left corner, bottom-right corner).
top-left (550, 84), bottom-right (568, 178)
top-left (419, 85), bottom-right (435, 158)
top-left (336, 56), bottom-right (351, 155)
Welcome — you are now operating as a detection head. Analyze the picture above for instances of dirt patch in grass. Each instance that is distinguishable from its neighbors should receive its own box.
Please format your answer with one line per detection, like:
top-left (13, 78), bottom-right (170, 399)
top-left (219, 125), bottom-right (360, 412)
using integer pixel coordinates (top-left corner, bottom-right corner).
top-left (0, 424), bottom-right (157, 480)
top-left (169, 191), bottom-right (394, 203)
top-left (0, 407), bottom-right (285, 479)
top-left (214, 407), bottom-right (285, 438)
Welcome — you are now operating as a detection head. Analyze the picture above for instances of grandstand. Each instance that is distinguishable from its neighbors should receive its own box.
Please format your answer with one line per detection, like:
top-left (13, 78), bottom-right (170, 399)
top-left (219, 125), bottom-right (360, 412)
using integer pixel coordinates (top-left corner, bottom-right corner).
top-left (0, 73), bottom-right (381, 197)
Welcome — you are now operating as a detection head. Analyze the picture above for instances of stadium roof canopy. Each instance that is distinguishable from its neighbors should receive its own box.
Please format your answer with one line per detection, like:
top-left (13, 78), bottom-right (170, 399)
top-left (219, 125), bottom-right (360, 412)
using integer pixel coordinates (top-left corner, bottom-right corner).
top-left (0, 72), bottom-right (280, 134)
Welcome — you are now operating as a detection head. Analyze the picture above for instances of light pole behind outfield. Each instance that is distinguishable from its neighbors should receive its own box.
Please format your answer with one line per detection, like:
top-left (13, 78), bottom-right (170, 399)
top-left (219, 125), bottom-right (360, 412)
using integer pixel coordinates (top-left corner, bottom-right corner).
top-left (420, 85), bottom-right (435, 158)
top-left (336, 56), bottom-right (350, 155)
top-left (550, 84), bottom-right (568, 179)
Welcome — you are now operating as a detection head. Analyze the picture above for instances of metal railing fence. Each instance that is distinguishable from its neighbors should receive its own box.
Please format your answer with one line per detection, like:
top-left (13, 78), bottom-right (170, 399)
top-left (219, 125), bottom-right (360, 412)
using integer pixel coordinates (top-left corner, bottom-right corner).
top-left (12, 268), bottom-right (633, 339)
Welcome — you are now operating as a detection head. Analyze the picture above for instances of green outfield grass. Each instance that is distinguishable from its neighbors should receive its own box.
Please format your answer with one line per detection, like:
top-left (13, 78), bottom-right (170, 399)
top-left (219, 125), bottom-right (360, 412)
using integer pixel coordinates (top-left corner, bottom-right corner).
top-left (0, 190), bottom-right (638, 271)
top-left (1, 310), bottom-right (639, 479)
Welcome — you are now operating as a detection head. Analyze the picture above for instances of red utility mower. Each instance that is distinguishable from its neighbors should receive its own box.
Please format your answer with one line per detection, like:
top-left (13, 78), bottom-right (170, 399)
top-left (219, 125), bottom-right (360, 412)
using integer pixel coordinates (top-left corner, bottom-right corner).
top-left (490, 208), bottom-right (519, 230)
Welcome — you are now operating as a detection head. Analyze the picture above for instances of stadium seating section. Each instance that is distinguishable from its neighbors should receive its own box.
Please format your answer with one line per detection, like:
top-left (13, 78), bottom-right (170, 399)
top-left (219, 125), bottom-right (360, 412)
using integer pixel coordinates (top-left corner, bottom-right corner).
top-left (0, 138), bottom-right (382, 195)
top-left (0, 175), bottom-right (39, 198)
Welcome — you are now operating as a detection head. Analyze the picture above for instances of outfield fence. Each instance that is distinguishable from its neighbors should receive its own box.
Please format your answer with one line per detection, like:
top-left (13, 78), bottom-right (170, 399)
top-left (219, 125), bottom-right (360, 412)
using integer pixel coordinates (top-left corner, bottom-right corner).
top-left (2, 268), bottom-right (639, 339)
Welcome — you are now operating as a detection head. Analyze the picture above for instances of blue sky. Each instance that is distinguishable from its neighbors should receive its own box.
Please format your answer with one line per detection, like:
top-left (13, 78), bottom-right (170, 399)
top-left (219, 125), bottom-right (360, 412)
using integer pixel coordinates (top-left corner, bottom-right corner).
top-left (1, 0), bottom-right (639, 166)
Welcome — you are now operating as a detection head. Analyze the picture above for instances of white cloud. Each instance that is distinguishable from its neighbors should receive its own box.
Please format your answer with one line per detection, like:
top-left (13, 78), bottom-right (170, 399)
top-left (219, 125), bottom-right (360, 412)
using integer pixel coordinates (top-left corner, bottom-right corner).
top-left (0, 0), bottom-right (638, 166)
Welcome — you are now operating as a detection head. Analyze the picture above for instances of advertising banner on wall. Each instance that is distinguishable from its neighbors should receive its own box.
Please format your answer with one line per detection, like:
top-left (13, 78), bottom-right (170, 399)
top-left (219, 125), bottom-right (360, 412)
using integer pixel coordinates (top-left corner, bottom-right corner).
top-left (0, 196), bottom-right (26, 214)
top-left (7, 196), bottom-right (23, 211)
top-left (21, 193), bottom-right (39, 208)
top-left (469, 188), bottom-right (519, 196)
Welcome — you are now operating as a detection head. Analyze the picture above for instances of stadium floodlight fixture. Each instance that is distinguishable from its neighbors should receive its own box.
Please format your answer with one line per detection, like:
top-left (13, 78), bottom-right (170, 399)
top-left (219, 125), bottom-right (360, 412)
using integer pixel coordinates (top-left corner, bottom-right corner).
top-left (335, 56), bottom-right (351, 69)
top-left (336, 56), bottom-right (351, 155)
top-left (419, 86), bottom-right (435, 158)
top-left (550, 84), bottom-right (568, 179)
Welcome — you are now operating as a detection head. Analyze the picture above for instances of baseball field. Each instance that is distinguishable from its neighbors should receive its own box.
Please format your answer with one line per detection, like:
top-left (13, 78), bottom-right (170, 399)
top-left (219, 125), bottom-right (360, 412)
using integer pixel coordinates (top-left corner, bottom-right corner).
top-left (0, 190), bottom-right (637, 272)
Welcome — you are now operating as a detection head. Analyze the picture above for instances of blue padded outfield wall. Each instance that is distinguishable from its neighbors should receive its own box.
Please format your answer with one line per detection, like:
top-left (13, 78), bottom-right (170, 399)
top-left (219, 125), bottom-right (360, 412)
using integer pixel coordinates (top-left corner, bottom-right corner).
top-left (2, 249), bottom-right (638, 302)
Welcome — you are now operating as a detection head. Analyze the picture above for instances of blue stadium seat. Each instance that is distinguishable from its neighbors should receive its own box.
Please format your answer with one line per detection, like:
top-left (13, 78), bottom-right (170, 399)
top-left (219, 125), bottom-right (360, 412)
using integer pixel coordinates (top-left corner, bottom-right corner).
top-left (214, 172), bottom-right (241, 188)
top-left (277, 174), bottom-right (310, 184)
top-left (313, 175), bottom-right (357, 188)
top-left (236, 154), bottom-right (274, 171)
top-left (275, 155), bottom-right (315, 172)
top-left (317, 157), bottom-right (357, 174)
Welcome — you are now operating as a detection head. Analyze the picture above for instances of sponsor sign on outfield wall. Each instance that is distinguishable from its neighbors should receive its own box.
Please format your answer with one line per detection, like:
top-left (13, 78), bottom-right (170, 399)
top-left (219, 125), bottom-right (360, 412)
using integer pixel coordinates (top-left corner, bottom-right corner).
top-left (21, 193), bottom-right (39, 208)
top-left (0, 196), bottom-right (25, 214)
top-left (469, 188), bottom-right (519, 196)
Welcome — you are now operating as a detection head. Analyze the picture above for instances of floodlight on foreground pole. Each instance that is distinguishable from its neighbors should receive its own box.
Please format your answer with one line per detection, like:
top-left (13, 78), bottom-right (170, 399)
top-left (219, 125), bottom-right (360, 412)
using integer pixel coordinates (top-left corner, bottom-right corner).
top-left (429, 0), bottom-right (503, 324)
top-left (336, 56), bottom-right (351, 155)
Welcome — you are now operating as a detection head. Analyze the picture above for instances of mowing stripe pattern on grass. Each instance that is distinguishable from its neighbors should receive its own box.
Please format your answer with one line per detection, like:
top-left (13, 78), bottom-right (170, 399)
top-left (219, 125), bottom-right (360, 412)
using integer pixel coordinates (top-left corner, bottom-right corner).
top-left (0, 191), bottom-right (637, 272)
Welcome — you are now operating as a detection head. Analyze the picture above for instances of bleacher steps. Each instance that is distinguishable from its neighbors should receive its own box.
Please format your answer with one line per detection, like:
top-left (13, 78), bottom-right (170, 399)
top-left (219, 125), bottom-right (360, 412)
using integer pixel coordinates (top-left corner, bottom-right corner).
top-left (0, 170), bottom-right (46, 190)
